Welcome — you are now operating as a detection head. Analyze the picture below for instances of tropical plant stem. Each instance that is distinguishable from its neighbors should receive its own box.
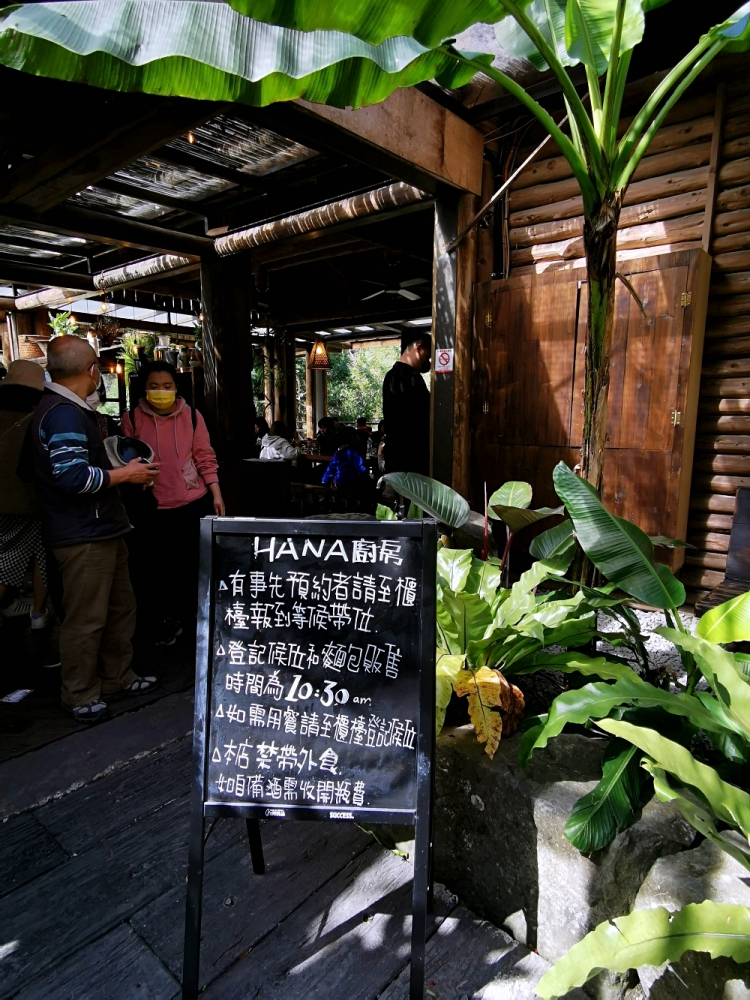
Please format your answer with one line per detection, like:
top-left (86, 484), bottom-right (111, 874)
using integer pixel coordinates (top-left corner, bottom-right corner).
top-left (580, 194), bottom-right (622, 489)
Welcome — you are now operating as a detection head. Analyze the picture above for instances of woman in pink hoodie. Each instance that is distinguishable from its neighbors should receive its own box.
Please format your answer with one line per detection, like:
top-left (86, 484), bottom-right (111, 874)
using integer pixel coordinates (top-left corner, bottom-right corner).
top-left (122, 361), bottom-right (224, 645)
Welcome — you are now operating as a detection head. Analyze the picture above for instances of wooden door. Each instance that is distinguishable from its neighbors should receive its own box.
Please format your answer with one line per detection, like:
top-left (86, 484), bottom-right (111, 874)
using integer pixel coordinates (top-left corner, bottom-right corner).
top-left (471, 250), bottom-right (710, 564)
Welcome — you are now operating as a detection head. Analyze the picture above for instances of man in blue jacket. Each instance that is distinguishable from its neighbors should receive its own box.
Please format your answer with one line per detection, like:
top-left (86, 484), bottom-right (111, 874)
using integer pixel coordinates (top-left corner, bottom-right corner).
top-left (33, 336), bottom-right (160, 722)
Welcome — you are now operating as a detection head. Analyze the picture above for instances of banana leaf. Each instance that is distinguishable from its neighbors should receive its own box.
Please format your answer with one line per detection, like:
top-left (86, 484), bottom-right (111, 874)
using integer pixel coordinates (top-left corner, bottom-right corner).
top-left (564, 739), bottom-right (646, 852)
top-left (598, 719), bottom-right (750, 835)
top-left (695, 591), bottom-right (750, 644)
top-left (552, 462), bottom-right (685, 610)
top-left (381, 473), bottom-right (470, 528)
top-left (536, 901), bottom-right (750, 1000)
top-left (0, 1), bottom-right (480, 109)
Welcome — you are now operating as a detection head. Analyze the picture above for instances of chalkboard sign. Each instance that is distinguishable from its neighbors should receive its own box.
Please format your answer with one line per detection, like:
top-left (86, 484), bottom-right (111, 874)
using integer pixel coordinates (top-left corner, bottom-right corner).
top-left (183, 517), bottom-right (437, 1000)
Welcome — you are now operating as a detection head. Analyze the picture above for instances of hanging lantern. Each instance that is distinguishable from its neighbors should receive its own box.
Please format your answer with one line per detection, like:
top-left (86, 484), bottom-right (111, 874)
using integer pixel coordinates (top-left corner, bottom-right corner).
top-left (308, 338), bottom-right (331, 371)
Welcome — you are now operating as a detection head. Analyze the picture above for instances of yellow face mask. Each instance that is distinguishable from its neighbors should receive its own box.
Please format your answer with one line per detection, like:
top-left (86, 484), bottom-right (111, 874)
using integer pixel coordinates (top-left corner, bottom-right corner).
top-left (146, 389), bottom-right (176, 412)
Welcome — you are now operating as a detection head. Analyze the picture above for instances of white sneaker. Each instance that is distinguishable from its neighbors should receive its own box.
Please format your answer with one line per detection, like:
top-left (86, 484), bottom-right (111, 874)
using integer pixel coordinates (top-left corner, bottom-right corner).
top-left (30, 610), bottom-right (49, 630)
top-left (1, 598), bottom-right (31, 618)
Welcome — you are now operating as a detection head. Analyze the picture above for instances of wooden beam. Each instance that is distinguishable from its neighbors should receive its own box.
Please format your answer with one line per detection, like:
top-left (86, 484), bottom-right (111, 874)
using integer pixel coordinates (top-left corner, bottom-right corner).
top-left (246, 89), bottom-right (483, 196)
top-left (95, 179), bottom-right (207, 219)
top-left (0, 204), bottom-right (211, 257)
top-left (703, 81), bottom-right (727, 252)
top-left (2, 98), bottom-right (227, 214)
top-left (0, 261), bottom-right (95, 291)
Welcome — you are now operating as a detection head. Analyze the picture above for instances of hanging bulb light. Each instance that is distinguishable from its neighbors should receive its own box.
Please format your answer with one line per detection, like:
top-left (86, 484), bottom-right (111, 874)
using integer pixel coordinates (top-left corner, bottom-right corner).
top-left (307, 338), bottom-right (331, 371)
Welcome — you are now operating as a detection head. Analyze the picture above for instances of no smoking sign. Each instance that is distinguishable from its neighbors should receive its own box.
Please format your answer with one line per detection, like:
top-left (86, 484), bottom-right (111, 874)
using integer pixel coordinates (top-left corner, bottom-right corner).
top-left (434, 348), bottom-right (454, 374)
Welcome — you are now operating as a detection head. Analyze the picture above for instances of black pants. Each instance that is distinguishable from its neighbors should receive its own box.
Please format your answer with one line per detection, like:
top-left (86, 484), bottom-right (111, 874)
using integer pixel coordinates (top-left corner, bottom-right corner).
top-left (129, 492), bottom-right (214, 634)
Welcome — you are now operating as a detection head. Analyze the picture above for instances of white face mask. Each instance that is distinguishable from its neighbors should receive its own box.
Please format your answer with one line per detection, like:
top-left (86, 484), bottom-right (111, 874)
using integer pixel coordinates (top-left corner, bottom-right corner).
top-left (86, 375), bottom-right (103, 411)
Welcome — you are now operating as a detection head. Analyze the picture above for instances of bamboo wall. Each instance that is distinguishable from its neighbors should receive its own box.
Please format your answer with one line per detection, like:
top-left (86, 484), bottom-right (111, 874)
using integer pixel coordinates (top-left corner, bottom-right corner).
top-left (504, 62), bottom-right (750, 605)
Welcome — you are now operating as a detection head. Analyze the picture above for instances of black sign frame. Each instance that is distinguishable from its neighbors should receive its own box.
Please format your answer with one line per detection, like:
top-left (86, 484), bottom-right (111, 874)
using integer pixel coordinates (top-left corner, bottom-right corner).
top-left (183, 516), bottom-right (437, 1000)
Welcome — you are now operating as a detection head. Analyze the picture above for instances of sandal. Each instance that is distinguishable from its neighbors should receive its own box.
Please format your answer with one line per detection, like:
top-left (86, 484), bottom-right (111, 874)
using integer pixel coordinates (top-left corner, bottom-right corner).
top-left (64, 699), bottom-right (109, 724)
top-left (122, 675), bottom-right (158, 695)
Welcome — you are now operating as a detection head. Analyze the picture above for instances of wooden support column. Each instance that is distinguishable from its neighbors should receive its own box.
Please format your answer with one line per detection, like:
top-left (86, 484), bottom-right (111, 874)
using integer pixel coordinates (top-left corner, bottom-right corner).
top-left (277, 334), bottom-right (297, 434)
top-left (452, 192), bottom-right (479, 498)
top-left (430, 198), bottom-right (459, 486)
top-left (703, 81), bottom-right (726, 252)
top-left (314, 369), bottom-right (327, 426)
top-left (200, 254), bottom-right (255, 462)
top-left (305, 350), bottom-right (315, 438)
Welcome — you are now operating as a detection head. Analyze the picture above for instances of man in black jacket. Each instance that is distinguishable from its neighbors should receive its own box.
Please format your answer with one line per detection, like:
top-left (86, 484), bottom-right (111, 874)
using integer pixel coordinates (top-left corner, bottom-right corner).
top-left (32, 336), bottom-right (160, 723)
top-left (382, 333), bottom-right (431, 475)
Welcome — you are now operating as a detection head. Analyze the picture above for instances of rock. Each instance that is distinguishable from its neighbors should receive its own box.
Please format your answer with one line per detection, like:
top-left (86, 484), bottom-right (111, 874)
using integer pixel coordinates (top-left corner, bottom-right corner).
top-left (431, 726), bottom-right (696, 1000)
top-left (634, 835), bottom-right (750, 999)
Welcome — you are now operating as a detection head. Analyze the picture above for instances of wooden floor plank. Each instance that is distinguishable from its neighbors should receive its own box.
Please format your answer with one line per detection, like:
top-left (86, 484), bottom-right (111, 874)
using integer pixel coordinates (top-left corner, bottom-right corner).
top-left (0, 796), bottom-right (241, 998)
top-left (132, 820), bottom-right (373, 991)
top-left (13, 924), bottom-right (180, 1000)
top-left (378, 907), bottom-right (589, 1000)
top-left (201, 847), bottom-right (455, 1000)
top-left (34, 739), bottom-right (192, 854)
top-left (0, 814), bottom-right (67, 898)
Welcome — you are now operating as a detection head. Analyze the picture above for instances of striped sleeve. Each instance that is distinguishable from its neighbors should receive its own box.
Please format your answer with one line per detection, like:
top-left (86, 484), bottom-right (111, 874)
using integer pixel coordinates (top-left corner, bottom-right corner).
top-left (39, 405), bottom-right (109, 494)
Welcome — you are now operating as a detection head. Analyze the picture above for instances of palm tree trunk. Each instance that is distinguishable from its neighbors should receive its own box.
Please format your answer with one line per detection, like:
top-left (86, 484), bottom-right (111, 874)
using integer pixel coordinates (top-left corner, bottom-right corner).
top-left (580, 194), bottom-right (622, 491)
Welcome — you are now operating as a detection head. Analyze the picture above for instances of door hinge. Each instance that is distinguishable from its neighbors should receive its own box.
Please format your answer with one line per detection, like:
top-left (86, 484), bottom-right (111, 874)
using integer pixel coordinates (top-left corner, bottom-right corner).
top-left (680, 291), bottom-right (692, 308)
top-left (485, 311), bottom-right (492, 327)
top-left (671, 409), bottom-right (681, 426)
top-left (482, 401), bottom-right (490, 415)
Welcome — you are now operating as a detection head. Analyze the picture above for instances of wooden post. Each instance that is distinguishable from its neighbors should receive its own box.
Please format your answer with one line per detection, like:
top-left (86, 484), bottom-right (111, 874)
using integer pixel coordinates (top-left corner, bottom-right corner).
top-left (702, 81), bottom-right (726, 253)
top-left (452, 192), bottom-right (479, 498)
top-left (305, 348), bottom-right (315, 439)
top-left (200, 254), bottom-right (255, 462)
top-left (431, 198), bottom-right (459, 486)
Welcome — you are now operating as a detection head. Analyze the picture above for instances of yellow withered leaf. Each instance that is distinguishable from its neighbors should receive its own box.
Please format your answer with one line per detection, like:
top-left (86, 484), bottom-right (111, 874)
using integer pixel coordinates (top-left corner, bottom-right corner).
top-left (453, 667), bottom-right (525, 759)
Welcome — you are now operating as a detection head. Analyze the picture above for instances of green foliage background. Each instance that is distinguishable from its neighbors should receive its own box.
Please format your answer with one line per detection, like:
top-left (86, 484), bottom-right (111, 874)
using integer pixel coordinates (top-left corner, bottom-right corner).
top-left (327, 345), bottom-right (399, 424)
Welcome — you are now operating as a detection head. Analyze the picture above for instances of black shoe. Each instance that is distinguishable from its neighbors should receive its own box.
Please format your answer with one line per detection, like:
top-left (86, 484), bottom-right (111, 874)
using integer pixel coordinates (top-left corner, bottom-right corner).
top-left (154, 619), bottom-right (182, 646)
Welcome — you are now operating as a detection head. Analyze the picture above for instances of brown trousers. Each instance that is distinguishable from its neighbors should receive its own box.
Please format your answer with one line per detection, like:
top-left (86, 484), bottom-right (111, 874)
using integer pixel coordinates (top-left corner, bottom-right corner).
top-left (52, 537), bottom-right (137, 707)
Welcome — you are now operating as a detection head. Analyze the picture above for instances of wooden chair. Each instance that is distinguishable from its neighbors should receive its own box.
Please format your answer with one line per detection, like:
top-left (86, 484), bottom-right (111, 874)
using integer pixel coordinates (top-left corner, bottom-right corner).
top-left (695, 487), bottom-right (750, 615)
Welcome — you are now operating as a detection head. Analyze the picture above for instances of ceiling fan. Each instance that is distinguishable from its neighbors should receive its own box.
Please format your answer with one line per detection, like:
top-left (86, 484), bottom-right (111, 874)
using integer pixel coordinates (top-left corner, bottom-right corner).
top-left (361, 277), bottom-right (428, 302)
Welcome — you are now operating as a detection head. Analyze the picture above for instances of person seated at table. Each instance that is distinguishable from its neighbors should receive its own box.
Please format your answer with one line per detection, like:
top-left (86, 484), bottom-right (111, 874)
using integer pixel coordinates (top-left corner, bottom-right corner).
top-left (321, 431), bottom-right (369, 488)
top-left (316, 416), bottom-right (336, 451)
top-left (259, 420), bottom-right (298, 461)
top-left (253, 416), bottom-right (269, 456)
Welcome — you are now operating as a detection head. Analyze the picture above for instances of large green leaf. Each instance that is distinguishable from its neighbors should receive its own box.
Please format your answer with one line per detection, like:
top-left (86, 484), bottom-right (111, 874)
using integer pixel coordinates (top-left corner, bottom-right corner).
top-left (536, 901), bottom-right (750, 1000)
top-left (436, 650), bottom-right (465, 733)
top-left (564, 0), bottom-right (646, 75)
top-left (437, 548), bottom-right (473, 593)
top-left (221, 0), bottom-right (507, 47)
top-left (376, 503), bottom-right (397, 521)
top-left (490, 504), bottom-right (564, 533)
top-left (440, 590), bottom-right (494, 653)
top-left (382, 473), bottom-right (470, 528)
top-left (466, 557), bottom-right (503, 603)
top-left (646, 764), bottom-right (750, 872)
top-left (599, 719), bottom-right (750, 834)
top-left (525, 676), bottom-right (730, 763)
top-left (552, 462), bottom-right (685, 610)
top-left (0, 1), bottom-right (478, 109)
top-left (510, 651), bottom-right (637, 682)
top-left (564, 739), bottom-right (645, 852)
top-left (660, 628), bottom-right (750, 742)
top-left (488, 481), bottom-right (532, 515)
top-left (710, 2), bottom-right (750, 54)
top-left (494, 0), bottom-right (573, 72)
top-left (529, 519), bottom-right (576, 561)
top-left (695, 591), bottom-right (750, 644)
